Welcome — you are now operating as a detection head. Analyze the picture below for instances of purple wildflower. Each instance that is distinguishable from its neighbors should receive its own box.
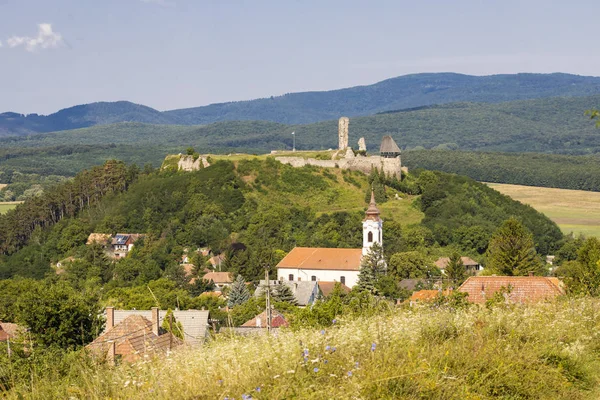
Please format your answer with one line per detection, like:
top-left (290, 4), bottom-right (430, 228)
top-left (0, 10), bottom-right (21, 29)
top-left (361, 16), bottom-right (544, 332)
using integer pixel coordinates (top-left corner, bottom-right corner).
top-left (325, 345), bottom-right (331, 351)
top-left (303, 348), bottom-right (309, 356)
top-left (313, 367), bottom-right (319, 373)
top-left (304, 356), bottom-right (308, 362)
top-left (256, 386), bottom-right (261, 392)
top-left (355, 361), bottom-right (359, 368)
top-left (371, 343), bottom-right (377, 352)
top-left (347, 371), bottom-right (353, 377)
top-left (332, 319), bottom-right (337, 324)
top-left (320, 329), bottom-right (326, 335)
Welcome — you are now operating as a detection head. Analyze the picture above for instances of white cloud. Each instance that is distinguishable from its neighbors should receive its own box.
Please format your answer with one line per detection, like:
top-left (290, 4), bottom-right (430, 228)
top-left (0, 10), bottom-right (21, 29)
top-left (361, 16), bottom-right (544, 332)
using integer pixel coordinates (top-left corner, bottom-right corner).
top-left (6, 23), bottom-right (63, 52)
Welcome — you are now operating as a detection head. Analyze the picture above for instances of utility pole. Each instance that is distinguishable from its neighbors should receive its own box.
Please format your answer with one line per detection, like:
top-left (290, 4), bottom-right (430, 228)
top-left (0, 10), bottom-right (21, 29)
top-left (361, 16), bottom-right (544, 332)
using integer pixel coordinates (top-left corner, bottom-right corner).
top-left (265, 265), bottom-right (272, 334)
top-left (169, 313), bottom-right (173, 351)
top-left (292, 132), bottom-right (296, 152)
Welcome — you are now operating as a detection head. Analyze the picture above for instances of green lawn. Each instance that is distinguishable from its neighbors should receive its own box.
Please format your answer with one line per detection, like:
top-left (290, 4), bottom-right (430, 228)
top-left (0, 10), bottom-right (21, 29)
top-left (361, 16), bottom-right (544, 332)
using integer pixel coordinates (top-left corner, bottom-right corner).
top-left (487, 183), bottom-right (600, 237)
top-left (0, 202), bottom-right (21, 214)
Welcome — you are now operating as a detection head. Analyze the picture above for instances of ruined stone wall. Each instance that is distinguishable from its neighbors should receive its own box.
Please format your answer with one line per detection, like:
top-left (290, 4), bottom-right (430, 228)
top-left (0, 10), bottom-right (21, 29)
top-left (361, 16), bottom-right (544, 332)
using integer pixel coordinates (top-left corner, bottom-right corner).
top-left (275, 154), bottom-right (402, 178)
top-left (178, 155), bottom-right (210, 171)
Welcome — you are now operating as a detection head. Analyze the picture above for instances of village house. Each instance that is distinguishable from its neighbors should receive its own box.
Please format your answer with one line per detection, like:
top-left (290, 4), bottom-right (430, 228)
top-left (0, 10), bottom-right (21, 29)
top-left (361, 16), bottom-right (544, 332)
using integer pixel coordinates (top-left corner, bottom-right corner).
top-left (202, 271), bottom-right (234, 290)
top-left (276, 192), bottom-right (383, 288)
top-left (435, 256), bottom-right (483, 274)
top-left (87, 309), bottom-right (183, 363)
top-left (317, 281), bottom-right (351, 297)
top-left (100, 307), bottom-right (211, 346)
top-left (111, 233), bottom-right (144, 259)
top-left (458, 276), bottom-right (564, 304)
top-left (233, 310), bottom-right (289, 335)
top-left (255, 280), bottom-right (320, 307)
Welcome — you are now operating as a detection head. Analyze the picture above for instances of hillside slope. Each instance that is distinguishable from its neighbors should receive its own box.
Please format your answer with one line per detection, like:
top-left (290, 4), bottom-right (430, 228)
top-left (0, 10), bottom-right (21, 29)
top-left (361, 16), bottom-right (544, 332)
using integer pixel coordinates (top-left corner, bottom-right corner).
top-left (3, 72), bottom-right (600, 136)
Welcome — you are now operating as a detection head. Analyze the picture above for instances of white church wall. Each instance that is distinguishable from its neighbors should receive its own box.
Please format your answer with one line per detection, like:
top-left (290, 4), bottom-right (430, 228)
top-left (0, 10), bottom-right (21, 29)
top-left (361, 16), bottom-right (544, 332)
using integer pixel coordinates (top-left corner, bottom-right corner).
top-left (277, 268), bottom-right (360, 288)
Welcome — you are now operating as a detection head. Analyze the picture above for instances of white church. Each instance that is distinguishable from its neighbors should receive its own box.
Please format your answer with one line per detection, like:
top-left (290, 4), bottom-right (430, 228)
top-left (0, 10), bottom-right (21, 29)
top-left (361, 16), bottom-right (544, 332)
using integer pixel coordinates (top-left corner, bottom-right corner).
top-left (276, 191), bottom-right (383, 288)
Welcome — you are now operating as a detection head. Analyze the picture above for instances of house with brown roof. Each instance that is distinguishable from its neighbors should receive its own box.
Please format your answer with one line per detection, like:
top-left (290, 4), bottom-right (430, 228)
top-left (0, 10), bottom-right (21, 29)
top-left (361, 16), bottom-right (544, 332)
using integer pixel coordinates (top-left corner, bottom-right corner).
top-left (318, 281), bottom-right (351, 297)
top-left (103, 307), bottom-right (211, 346)
top-left (86, 233), bottom-right (111, 246)
top-left (202, 271), bottom-right (233, 289)
top-left (232, 310), bottom-right (289, 335)
top-left (87, 308), bottom-right (182, 363)
top-left (111, 234), bottom-right (144, 258)
top-left (458, 276), bottom-right (564, 304)
top-left (276, 192), bottom-right (383, 289)
top-left (435, 256), bottom-right (483, 274)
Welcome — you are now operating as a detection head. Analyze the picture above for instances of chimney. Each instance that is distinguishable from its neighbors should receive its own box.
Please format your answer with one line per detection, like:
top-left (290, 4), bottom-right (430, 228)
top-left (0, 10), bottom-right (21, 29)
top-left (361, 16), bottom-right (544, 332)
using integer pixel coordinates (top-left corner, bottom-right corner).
top-left (106, 306), bottom-right (114, 330)
top-left (151, 307), bottom-right (160, 336)
top-left (107, 341), bottom-right (116, 366)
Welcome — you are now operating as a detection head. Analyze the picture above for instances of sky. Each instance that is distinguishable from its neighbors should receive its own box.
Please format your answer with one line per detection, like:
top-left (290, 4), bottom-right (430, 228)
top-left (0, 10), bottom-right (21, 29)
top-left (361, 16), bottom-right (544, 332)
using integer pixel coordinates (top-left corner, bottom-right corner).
top-left (1, 0), bottom-right (599, 115)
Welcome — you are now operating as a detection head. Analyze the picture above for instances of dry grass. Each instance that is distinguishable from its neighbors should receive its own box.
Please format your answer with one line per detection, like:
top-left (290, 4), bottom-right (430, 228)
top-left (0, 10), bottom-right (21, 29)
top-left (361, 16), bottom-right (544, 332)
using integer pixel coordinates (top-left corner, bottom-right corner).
top-left (0, 184), bottom-right (6, 190)
top-left (487, 183), bottom-right (600, 237)
top-left (8, 299), bottom-right (600, 399)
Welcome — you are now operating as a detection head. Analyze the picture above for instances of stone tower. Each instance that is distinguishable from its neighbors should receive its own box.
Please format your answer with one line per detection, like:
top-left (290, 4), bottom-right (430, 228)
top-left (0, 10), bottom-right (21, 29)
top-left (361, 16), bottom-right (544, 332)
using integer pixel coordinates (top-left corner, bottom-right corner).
top-left (338, 117), bottom-right (349, 150)
top-left (363, 190), bottom-right (383, 256)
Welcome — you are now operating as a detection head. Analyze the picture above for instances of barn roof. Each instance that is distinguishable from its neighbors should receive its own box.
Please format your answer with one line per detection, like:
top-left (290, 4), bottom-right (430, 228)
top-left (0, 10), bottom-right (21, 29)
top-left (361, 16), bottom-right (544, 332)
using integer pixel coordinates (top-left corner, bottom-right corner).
top-left (277, 247), bottom-right (362, 271)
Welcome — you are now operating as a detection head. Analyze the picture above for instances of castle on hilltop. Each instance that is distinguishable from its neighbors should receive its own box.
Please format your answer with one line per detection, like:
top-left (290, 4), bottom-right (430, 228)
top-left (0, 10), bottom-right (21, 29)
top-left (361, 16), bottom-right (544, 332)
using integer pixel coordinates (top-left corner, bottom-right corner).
top-left (275, 117), bottom-right (404, 177)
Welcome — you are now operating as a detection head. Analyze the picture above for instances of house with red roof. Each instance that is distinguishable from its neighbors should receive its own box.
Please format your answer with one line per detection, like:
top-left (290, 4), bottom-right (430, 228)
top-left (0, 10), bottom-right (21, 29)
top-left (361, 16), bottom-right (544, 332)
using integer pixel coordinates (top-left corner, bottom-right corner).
top-left (458, 276), bottom-right (564, 304)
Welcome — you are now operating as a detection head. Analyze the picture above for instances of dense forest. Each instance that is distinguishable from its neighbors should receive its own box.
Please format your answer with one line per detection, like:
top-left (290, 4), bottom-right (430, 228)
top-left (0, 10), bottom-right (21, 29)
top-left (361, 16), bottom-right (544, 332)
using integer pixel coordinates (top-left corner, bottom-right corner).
top-left (3, 72), bottom-right (600, 136)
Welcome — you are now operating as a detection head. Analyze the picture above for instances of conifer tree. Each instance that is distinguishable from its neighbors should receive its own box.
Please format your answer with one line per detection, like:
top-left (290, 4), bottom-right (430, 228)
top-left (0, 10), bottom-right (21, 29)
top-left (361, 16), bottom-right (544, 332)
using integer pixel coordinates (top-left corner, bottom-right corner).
top-left (356, 264), bottom-right (379, 295)
top-left (486, 218), bottom-right (543, 276)
top-left (356, 243), bottom-right (386, 295)
top-left (445, 252), bottom-right (466, 286)
top-left (273, 283), bottom-right (298, 305)
top-left (162, 308), bottom-right (184, 339)
top-left (227, 274), bottom-right (251, 308)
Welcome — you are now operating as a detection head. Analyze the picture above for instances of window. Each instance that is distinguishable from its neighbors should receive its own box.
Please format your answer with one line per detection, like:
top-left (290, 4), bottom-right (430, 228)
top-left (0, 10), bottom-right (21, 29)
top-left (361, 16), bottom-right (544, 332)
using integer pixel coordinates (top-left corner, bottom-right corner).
top-left (340, 276), bottom-right (346, 285)
top-left (311, 275), bottom-right (317, 281)
top-left (288, 274), bottom-right (294, 281)
top-left (368, 231), bottom-right (373, 243)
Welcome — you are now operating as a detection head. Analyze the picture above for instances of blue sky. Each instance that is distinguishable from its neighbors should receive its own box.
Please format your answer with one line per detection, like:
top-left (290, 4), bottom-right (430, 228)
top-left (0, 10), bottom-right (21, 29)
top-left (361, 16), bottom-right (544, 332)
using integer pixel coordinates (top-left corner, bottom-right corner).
top-left (1, 0), bottom-right (599, 114)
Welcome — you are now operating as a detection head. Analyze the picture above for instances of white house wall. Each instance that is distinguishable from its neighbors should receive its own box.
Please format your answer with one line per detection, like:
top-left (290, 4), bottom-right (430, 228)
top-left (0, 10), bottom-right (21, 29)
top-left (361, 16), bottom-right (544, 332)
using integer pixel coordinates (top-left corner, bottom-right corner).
top-left (277, 268), bottom-right (360, 288)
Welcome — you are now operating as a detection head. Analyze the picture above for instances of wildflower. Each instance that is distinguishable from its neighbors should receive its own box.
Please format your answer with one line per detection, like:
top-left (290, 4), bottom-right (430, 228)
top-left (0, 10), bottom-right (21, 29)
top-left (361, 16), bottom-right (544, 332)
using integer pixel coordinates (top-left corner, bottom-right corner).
top-left (320, 329), bottom-right (326, 335)
top-left (325, 345), bottom-right (331, 351)
top-left (255, 386), bottom-right (261, 392)
top-left (331, 347), bottom-right (337, 353)
top-left (218, 379), bottom-right (224, 385)
top-left (355, 362), bottom-right (359, 368)
top-left (324, 359), bottom-right (328, 364)
top-left (347, 371), bottom-right (353, 377)
top-left (314, 367), bottom-right (319, 373)
top-left (332, 319), bottom-right (337, 324)
top-left (303, 348), bottom-right (309, 356)
top-left (304, 356), bottom-right (309, 362)
top-left (286, 370), bottom-right (295, 374)
top-left (371, 343), bottom-right (377, 352)
top-left (273, 375), bottom-right (280, 379)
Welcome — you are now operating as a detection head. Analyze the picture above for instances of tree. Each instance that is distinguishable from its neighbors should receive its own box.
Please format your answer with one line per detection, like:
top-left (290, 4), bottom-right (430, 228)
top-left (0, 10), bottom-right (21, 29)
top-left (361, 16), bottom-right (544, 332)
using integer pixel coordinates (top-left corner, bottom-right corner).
top-left (14, 281), bottom-right (104, 349)
top-left (227, 274), bottom-right (251, 308)
top-left (186, 147), bottom-right (196, 155)
top-left (485, 218), bottom-right (543, 276)
top-left (273, 283), bottom-right (297, 305)
top-left (555, 237), bottom-right (600, 295)
top-left (361, 242), bottom-right (386, 273)
top-left (445, 252), bottom-right (466, 286)
top-left (388, 251), bottom-right (438, 279)
top-left (356, 264), bottom-right (379, 295)
top-left (161, 308), bottom-right (184, 339)
top-left (585, 109), bottom-right (600, 127)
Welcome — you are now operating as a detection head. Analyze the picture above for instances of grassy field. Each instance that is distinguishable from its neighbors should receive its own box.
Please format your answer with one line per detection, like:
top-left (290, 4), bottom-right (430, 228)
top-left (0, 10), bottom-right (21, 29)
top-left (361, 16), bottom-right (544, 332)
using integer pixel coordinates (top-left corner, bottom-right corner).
top-left (8, 299), bottom-right (600, 399)
top-left (0, 202), bottom-right (20, 214)
top-left (487, 183), bottom-right (600, 237)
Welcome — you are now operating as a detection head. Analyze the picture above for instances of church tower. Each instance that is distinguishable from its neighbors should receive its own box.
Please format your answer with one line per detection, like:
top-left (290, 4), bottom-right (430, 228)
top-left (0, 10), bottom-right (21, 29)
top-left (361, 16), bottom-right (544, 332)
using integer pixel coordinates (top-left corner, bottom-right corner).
top-left (363, 190), bottom-right (383, 256)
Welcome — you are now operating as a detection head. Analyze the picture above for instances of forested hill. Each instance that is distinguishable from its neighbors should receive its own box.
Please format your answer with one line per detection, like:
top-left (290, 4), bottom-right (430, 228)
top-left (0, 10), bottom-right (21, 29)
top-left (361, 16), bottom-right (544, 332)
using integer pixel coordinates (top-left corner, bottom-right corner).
top-left (3, 72), bottom-right (600, 136)
top-left (0, 158), bottom-right (562, 280)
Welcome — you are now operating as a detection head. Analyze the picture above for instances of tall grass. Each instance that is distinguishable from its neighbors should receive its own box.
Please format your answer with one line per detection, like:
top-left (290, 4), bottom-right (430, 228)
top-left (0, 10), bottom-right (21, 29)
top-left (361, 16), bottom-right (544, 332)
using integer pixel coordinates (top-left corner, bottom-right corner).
top-left (7, 298), bottom-right (600, 399)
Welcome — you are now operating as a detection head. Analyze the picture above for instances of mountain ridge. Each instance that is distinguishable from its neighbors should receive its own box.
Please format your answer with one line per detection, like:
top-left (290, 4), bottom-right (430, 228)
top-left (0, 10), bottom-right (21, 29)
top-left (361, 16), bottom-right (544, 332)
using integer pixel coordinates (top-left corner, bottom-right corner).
top-left (3, 72), bottom-right (600, 137)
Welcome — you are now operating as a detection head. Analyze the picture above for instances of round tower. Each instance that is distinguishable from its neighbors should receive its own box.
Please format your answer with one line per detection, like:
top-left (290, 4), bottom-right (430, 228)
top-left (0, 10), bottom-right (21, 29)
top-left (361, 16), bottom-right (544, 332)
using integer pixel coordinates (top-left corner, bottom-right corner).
top-left (363, 190), bottom-right (383, 256)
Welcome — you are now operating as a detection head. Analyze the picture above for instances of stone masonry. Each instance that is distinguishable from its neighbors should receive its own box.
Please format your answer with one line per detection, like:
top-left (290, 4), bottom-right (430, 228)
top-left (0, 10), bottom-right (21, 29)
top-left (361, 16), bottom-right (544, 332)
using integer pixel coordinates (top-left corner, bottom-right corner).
top-left (338, 117), bottom-right (349, 150)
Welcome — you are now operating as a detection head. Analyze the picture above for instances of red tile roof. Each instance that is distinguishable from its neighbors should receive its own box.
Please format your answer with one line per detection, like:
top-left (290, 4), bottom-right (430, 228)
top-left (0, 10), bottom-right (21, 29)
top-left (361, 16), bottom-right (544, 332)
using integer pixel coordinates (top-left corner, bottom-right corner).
top-left (241, 310), bottom-right (288, 328)
top-left (409, 290), bottom-right (451, 302)
top-left (202, 271), bottom-right (233, 284)
top-left (277, 247), bottom-right (363, 271)
top-left (435, 257), bottom-right (479, 269)
top-left (458, 276), bottom-right (564, 304)
top-left (318, 281), bottom-right (351, 297)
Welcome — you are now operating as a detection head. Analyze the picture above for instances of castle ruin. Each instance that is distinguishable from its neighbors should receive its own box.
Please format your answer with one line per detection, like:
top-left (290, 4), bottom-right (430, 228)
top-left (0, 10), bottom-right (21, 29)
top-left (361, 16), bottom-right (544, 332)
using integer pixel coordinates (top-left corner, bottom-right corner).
top-left (276, 118), bottom-right (404, 178)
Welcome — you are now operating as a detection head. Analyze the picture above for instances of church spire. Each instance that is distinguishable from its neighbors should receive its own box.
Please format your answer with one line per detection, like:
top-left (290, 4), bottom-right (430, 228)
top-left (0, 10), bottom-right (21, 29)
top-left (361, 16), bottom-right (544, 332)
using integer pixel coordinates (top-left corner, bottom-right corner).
top-left (364, 189), bottom-right (381, 221)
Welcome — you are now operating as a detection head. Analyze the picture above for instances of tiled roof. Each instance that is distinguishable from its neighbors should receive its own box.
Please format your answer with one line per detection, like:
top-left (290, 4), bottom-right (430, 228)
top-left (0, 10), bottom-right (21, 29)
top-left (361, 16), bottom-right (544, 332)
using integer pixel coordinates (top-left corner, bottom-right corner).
top-left (458, 276), bottom-right (564, 304)
top-left (435, 257), bottom-right (479, 269)
top-left (241, 310), bottom-right (288, 328)
top-left (318, 281), bottom-right (351, 297)
top-left (110, 309), bottom-right (210, 345)
top-left (86, 233), bottom-right (111, 245)
top-left (0, 322), bottom-right (23, 341)
top-left (256, 280), bottom-right (319, 306)
top-left (87, 315), bottom-right (182, 361)
top-left (409, 290), bottom-right (450, 301)
top-left (202, 271), bottom-right (233, 284)
top-left (277, 247), bottom-right (362, 271)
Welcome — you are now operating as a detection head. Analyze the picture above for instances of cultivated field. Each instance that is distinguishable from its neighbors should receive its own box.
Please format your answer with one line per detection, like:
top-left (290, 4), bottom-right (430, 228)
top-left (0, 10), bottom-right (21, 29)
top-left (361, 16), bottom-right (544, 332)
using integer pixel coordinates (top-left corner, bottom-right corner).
top-left (0, 202), bottom-right (20, 214)
top-left (487, 183), bottom-right (600, 237)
